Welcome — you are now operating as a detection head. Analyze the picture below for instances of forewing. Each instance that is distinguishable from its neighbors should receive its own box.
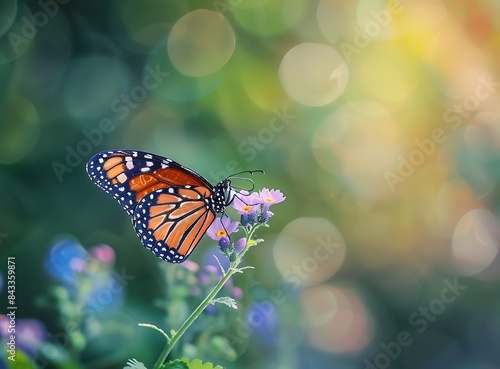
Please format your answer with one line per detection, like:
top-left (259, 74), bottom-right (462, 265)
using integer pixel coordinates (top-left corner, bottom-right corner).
top-left (86, 149), bottom-right (211, 216)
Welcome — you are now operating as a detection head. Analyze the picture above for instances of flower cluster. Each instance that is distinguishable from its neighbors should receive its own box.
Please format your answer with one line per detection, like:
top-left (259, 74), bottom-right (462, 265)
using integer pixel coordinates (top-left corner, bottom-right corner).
top-left (40, 236), bottom-right (124, 359)
top-left (207, 188), bottom-right (285, 257)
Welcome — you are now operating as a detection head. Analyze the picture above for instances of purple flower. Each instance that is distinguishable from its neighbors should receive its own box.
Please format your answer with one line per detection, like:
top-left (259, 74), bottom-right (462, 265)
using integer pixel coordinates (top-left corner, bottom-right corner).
top-left (218, 237), bottom-right (231, 250)
top-left (232, 191), bottom-right (261, 215)
top-left (245, 301), bottom-right (277, 345)
top-left (259, 188), bottom-right (285, 213)
top-left (0, 317), bottom-right (46, 356)
top-left (234, 238), bottom-right (246, 254)
top-left (44, 236), bottom-right (87, 284)
top-left (89, 244), bottom-right (115, 264)
top-left (204, 304), bottom-right (216, 315)
top-left (241, 212), bottom-right (257, 226)
top-left (231, 287), bottom-right (243, 299)
top-left (206, 217), bottom-right (239, 241)
top-left (259, 210), bottom-right (274, 223)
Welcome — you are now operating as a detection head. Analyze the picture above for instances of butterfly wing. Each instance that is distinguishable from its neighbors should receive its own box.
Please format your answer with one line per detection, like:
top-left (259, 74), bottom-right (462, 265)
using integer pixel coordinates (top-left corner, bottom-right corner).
top-left (133, 186), bottom-right (216, 263)
top-left (87, 150), bottom-right (219, 263)
top-left (86, 150), bottom-right (212, 216)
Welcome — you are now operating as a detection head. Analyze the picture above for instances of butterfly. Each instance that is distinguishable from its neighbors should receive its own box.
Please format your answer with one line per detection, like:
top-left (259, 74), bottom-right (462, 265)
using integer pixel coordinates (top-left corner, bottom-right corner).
top-left (86, 150), bottom-right (260, 263)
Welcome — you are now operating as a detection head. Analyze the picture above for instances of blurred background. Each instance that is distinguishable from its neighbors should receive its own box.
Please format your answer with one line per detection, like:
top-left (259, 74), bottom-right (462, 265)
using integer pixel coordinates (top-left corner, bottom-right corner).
top-left (0, 0), bottom-right (499, 368)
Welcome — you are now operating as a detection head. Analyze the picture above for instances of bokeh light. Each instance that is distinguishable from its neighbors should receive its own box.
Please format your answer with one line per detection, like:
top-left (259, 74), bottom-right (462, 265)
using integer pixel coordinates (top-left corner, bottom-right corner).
top-left (62, 56), bottom-right (132, 123)
top-left (357, 46), bottom-right (418, 105)
top-left (168, 10), bottom-right (235, 77)
top-left (233, 0), bottom-right (307, 37)
top-left (299, 284), bottom-right (373, 353)
top-left (279, 43), bottom-right (348, 106)
top-left (0, 91), bottom-right (38, 164)
top-left (273, 217), bottom-right (346, 287)
top-left (312, 100), bottom-right (400, 200)
top-left (0, 2), bottom-right (33, 63)
top-left (452, 208), bottom-right (499, 276)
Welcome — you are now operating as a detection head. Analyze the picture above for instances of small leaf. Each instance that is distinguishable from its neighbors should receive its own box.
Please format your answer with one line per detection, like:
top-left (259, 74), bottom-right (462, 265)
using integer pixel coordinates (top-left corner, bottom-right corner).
top-left (211, 296), bottom-right (238, 310)
top-left (213, 255), bottom-right (226, 274)
top-left (179, 357), bottom-right (224, 369)
top-left (124, 358), bottom-right (148, 369)
top-left (138, 323), bottom-right (170, 341)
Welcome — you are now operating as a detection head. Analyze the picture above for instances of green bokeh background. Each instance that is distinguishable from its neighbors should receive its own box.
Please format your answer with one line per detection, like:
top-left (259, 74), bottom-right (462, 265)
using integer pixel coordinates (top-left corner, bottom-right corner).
top-left (1, 0), bottom-right (500, 368)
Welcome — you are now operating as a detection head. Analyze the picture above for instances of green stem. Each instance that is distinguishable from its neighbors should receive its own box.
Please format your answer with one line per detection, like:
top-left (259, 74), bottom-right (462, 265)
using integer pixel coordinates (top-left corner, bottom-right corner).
top-left (153, 260), bottom-right (235, 368)
top-left (152, 224), bottom-right (261, 369)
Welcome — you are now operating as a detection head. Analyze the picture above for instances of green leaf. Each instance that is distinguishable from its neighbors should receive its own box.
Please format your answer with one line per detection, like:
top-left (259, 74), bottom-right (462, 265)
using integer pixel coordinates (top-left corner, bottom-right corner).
top-left (124, 358), bottom-right (148, 369)
top-left (211, 296), bottom-right (238, 310)
top-left (138, 323), bottom-right (170, 342)
top-left (178, 358), bottom-right (223, 369)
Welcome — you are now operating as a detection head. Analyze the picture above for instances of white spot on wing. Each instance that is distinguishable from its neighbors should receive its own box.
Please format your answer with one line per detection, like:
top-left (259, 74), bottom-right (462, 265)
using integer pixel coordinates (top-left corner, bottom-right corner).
top-left (117, 173), bottom-right (127, 183)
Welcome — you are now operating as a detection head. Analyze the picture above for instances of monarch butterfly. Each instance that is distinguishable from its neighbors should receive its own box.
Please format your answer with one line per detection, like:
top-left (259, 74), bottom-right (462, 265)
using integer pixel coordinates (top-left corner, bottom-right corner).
top-left (86, 150), bottom-right (260, 263)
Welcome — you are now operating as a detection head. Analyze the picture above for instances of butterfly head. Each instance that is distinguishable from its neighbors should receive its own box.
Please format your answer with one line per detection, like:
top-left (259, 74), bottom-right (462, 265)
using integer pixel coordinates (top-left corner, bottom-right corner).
top-left (211, 179), bottom-right (233, 213)
top-left (212, 170), bottom-right (265, 212)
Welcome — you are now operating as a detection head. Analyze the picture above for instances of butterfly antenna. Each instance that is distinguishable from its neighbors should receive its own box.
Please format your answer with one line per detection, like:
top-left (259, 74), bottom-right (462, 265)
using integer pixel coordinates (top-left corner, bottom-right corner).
top-left (220, 213), bottom-right (232, 242)
top-left (227, 170), bottom-right (264, 193)
top-left (228, 169), bottom-right (265, 178)
top-left (230, 177), bottom-right (257, 192)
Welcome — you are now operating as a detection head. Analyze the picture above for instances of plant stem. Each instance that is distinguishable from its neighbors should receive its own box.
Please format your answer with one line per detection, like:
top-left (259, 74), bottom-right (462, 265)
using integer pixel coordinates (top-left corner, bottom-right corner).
top-left (152, 224), bottom-right (260, 369)
top-left (153, 261), bottom-right (235, 368)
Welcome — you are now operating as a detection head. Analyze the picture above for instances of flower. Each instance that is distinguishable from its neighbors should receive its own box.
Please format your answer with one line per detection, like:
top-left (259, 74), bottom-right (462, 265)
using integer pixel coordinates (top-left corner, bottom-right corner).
top-left (0, 317), bottom-right (46, 356)
top-left (89, 244), bottom-right (115, 264)
top-left (245, 301), bottom-right (277, 345)
top-left (234, 238), bottom-right (246, 254)
top-left (206, 217), bottom-right (239, 241)
top-left (44, 236), bottom-right (87, 284)
top-left (218, 236), bottom-right (231, 250)
top-left (204, 304), bottom-right (216, 315)
top-left (232, 191), bottom-right (261, 215)
top-left (259, 188), bottom-right (286, 214)
top-left (231, 287), bottom-right (243, 299)
top-left (241, 212), bottom-right (258, 226)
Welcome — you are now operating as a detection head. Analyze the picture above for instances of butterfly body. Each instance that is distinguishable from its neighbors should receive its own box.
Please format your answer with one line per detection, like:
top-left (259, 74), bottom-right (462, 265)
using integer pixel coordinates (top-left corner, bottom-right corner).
top-left (86, 150), bottom-right (231, 263)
